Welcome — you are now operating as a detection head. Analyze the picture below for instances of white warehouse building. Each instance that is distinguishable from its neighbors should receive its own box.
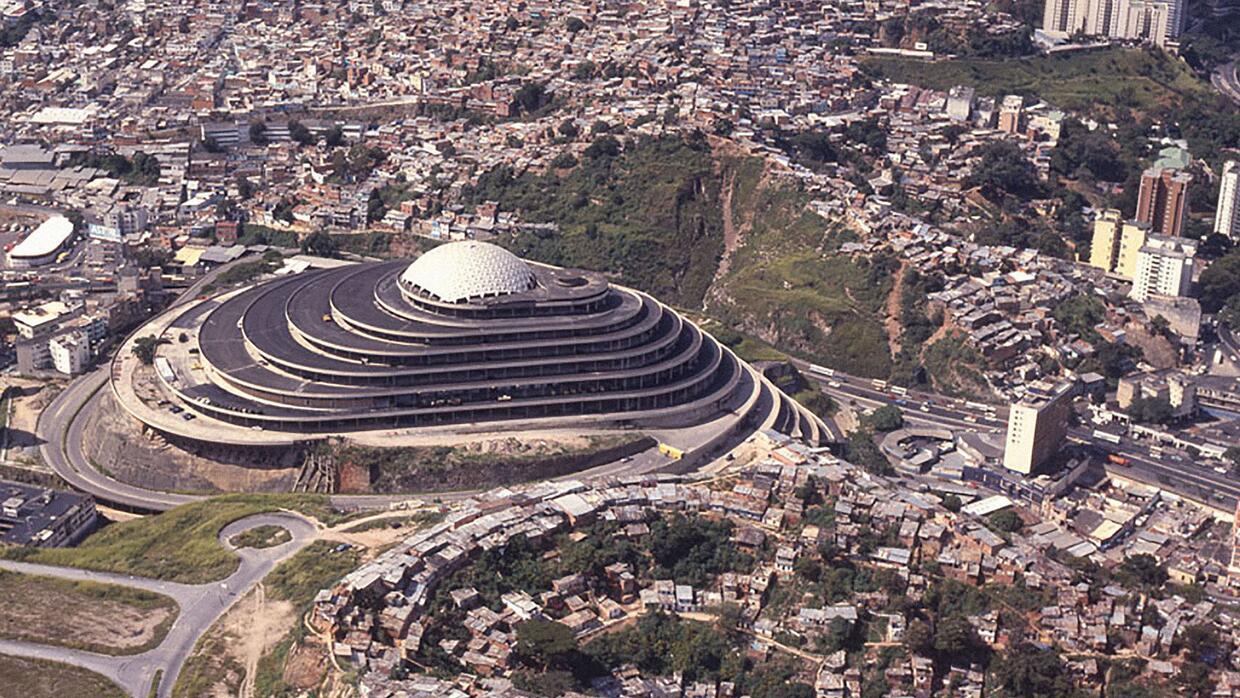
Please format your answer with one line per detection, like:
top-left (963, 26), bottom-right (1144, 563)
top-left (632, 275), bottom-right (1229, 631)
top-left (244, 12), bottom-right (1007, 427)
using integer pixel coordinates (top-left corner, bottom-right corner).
top-left (6, 215), bottom-right (75, 268)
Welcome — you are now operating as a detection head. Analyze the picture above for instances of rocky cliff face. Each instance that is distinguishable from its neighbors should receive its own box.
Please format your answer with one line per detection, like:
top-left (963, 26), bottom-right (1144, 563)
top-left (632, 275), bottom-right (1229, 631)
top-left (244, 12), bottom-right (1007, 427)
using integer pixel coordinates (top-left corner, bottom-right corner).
top-left (82, 390), bottom-right (301, 493)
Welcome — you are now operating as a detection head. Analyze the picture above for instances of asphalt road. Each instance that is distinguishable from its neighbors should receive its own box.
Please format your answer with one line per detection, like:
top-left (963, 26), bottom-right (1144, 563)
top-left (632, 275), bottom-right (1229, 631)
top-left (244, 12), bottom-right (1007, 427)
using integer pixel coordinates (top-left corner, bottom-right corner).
top-left (38, 368), bottom-right (199, 512)
top-left (787, 359), bottom-right (1240, 511)
top-left (0, 512), bottom-right (317, 698)
top-left (1211, 57), bottom-right (1240, 105)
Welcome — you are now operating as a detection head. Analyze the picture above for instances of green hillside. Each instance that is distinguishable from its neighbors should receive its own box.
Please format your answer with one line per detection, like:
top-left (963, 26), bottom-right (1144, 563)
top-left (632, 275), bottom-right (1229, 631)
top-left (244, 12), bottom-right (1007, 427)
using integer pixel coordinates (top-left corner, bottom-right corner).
top-left (467, 135), bottom-right (896, 378)
top-left (465, 134), bottom-right (724, 308)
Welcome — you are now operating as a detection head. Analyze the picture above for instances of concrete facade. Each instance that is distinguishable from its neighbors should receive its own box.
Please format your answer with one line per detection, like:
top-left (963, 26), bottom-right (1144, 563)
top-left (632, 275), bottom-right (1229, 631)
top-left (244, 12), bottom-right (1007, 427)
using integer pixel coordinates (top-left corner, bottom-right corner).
top-left (1003, 380), bottom-right (1073, 475)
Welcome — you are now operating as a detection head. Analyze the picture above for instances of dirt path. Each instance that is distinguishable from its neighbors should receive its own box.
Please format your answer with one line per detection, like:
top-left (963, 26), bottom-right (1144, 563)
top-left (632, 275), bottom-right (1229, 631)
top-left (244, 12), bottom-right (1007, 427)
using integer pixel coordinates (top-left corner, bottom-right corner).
top-left (883, 262), bottom-right (908, 358)
top-left (707, 138), bottom-right (767, 297)
top-left (716, 167), bottom-right (740, 279)
top-left (238, 583), bottom-right (264, 698)
top-left (231, 582), bottom-right (293, 698)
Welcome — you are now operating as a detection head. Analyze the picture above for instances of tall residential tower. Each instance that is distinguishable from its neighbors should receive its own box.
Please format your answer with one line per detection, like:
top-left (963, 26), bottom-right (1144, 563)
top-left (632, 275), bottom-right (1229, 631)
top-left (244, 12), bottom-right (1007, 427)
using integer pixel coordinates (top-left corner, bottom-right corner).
top-left (1003, 380), bottom-right (1074, 475)
top-left (1136, 167), bottom-right (1192, 238)
top-left (1215, 161), bottom-right (1240, 242)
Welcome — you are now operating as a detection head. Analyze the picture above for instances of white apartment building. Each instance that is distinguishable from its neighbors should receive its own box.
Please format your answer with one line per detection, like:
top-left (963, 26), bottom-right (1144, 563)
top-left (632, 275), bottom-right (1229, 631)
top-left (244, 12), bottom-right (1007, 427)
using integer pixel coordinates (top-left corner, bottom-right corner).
top-left (49, 331), bottom-right (90, 376)
top-left (1130, 234), bottom-right (1196, 303)
top-left (1003, 380), bottom-right (1074, 475)
top-left (1043, 0), bottom-right (1185, 47)
top-left (1215, 161), bottom-right (1240, 242)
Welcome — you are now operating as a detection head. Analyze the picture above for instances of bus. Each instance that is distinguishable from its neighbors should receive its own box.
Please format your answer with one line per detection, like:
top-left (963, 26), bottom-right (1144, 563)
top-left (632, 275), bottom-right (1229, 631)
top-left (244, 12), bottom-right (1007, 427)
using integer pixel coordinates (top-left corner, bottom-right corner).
top-left (1091, 429), bottom-right (1122, 445)
top-left (890, 385), bottom-right (909, 397)
top-left (808, 364), bottom-right (835, 378)
top-left (871, 379), bottom-right (889, 391)
top-left (154, 357), bottom-right (177, 384)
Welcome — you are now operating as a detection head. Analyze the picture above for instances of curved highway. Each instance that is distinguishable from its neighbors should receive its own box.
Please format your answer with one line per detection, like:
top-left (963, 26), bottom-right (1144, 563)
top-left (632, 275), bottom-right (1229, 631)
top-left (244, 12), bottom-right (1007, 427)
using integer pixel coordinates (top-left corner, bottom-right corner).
top-left (787, 358), bottom-right (1240, 512)
top-left (1212, 56), bottom-right (1240, 106)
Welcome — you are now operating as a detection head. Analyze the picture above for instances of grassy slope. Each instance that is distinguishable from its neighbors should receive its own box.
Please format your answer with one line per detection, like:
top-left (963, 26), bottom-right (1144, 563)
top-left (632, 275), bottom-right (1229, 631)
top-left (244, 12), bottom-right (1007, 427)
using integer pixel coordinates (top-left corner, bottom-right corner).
top-left (0, 569), bottom-right (178, 655)
top-left (860, 48), bottom-right (1211, 114)
top-left (0, 655), bottom-right (126, 698)
top-left (708, 156), bottom-right (894, 378)
top-left (2, 494), bottom-right (337, 584)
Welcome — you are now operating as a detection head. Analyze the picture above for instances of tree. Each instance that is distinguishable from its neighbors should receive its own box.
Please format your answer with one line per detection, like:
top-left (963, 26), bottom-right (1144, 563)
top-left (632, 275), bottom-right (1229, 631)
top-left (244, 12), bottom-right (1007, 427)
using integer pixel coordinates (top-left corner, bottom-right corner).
top-left (1128, 395), bottom-right (1174, 425)
top-left (844, 427), bottom-right (894, 475)
top-left (988, 509), bottom-right (1023, 533)
top-left (1117, 553), bottom-right (1167, 589)
top-left (990, 645), bottom-right (1076, 698)
top-left (1176, 661), bottom-right (1216, 698)
top-left (132, 336), bottom-right (162, 365)
top-left (817, 616), bottom-right (853, 654)
top-left (786, 130), bottom-right (837, 167)
top-left (557, 119), bottom-right (580, 139)
top-left (1051, 120), bottom-right (1130, 182)
top-left (795, 556), bottom-right (823, 582)
top-left (236, 177), bottom-right (255, 200)
top-left (289, 120), bottom-right (316, 146)
top-left (515, 619), bottom-right (576, 670)
top-left (941, 494), bottom-right (962, 513)
top-left (565, 16), bottom-right (587, 33)
top-left (865, 404), bottom-right (904, 432)
top-left (1199, 249), bottom-right (1240, 313)
top-left (367, 191), bottom-right (387, 223)
top-left (550, 152), bottom-right (577, 169)
top-left (968, 141), bottom-right (1043, 201)
top-left (514, 82), bottom-right (547, 115)
top-left (324, 125), bottom-right (345, 148)
top-left (300, 230), bottom-right (339, 258)
top-left (933, 615), bottom-right (982, 658)
top-left (584, 135), bottom-right (621, 159)
top-left (1149, 314), bottom-right (1172, 339)
top-left (1224, 446), bottom-right (1240, 468)
top-left (248, 121), bottom-right (268, 145)
top-left (904, 618), bottom-right (933, 655)
top-left (572, 61), bottom-right (595, 81)
top-left (1176, 622), bottom-right (1227, 663)
top-left (272, 198), bottom-right (297, 224)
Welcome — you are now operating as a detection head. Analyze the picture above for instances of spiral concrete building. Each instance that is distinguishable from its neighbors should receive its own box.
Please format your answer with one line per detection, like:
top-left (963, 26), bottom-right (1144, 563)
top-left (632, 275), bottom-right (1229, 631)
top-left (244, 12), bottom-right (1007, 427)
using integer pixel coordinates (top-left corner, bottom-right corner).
top-left (114, 242), bottom-right (828, 462)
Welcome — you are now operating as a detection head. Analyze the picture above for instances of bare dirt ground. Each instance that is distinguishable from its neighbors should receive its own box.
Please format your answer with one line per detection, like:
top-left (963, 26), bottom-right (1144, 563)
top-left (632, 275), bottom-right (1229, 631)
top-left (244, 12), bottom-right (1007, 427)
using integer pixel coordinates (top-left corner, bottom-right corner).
top-left (183, 583), bottom-right (296, 698)
top-left (1123, 321), bottom-right (1178, 369)
top-left (0, 570), bottom-right (177, 655)
top-left (319, 509), bottom-right (443, 555)
top-left (280, 637), bottom-right (329, 692)
top-left (834, 404), bottom-right (862, 435)
top-left (1, 377), bottom-right (59, 466)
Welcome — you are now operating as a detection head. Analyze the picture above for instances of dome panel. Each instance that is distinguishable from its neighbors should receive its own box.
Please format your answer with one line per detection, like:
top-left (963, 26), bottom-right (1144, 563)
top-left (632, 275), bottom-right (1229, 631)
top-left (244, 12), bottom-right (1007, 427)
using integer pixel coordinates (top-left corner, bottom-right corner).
top-left (399, 241), bottom-right (536, 303)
